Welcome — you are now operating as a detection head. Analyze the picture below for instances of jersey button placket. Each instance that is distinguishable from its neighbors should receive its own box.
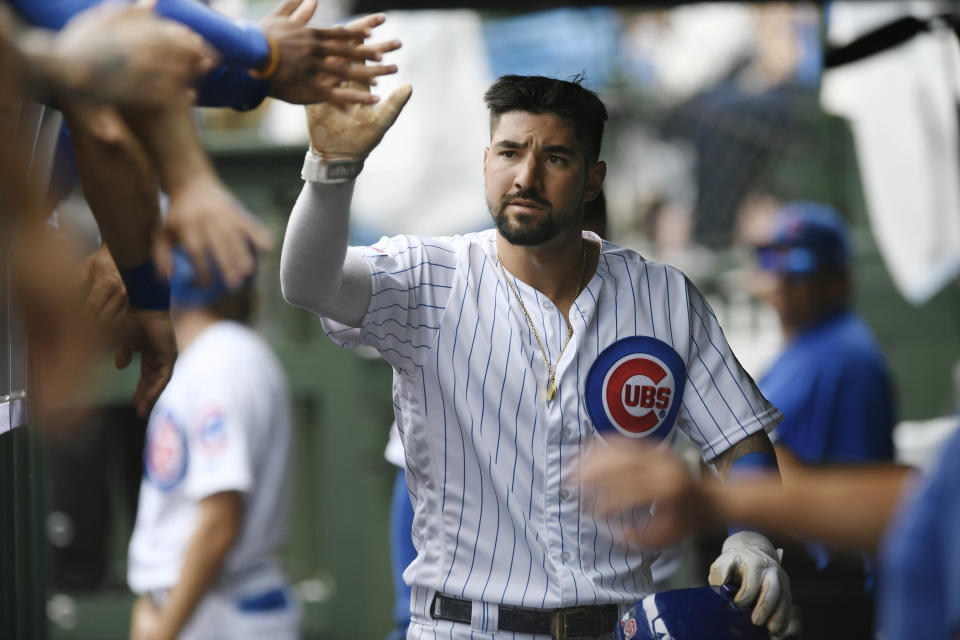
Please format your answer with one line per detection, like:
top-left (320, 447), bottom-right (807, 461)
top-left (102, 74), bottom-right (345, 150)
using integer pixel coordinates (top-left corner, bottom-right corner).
top-left (543, 362), bottom-right (575, 600)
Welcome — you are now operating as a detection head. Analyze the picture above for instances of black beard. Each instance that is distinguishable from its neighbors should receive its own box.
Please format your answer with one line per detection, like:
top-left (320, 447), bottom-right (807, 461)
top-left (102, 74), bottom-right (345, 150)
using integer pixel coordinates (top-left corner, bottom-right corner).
top-left (491, 193), bottom-right (561, 246)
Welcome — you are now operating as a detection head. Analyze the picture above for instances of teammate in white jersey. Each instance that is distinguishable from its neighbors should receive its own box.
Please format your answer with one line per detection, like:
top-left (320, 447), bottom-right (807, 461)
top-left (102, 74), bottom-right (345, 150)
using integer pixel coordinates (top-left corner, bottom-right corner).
top-left (128, 249), bottom-right (298, 640)
top-left (281, 75), bottom-right (791, 639)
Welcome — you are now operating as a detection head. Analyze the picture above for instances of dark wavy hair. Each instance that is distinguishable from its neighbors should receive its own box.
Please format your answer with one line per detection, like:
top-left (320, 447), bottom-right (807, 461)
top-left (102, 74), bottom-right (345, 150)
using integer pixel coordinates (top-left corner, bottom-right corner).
top-left (483, 75), bottom-right (608, 162)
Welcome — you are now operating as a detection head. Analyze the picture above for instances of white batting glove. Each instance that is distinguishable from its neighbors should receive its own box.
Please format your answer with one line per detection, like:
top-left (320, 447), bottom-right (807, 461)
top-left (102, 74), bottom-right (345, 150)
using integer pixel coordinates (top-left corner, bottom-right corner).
top-left (709, 531), bottom-right (791, 636)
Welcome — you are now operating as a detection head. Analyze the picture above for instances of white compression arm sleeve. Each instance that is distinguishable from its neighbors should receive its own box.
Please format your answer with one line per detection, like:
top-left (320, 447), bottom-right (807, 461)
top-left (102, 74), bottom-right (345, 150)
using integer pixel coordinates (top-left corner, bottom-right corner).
top-left (280, 180), bottom-right (372, 327)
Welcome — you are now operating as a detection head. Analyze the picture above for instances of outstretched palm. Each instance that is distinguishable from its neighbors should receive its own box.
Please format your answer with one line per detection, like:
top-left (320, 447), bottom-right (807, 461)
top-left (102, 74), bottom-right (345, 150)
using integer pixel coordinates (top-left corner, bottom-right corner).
top-left (305, 83), bottom-right (412, 161)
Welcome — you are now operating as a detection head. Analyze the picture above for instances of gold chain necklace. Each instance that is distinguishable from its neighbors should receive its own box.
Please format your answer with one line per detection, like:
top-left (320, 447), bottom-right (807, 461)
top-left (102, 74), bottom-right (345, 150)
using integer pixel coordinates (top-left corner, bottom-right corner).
top-left (497, 242), bottom-right (589, 402)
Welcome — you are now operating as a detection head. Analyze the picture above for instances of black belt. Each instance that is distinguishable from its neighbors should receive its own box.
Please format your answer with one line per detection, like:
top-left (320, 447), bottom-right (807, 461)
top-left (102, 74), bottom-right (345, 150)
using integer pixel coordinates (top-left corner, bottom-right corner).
top-left (430, 593), bottom-right (620, 640)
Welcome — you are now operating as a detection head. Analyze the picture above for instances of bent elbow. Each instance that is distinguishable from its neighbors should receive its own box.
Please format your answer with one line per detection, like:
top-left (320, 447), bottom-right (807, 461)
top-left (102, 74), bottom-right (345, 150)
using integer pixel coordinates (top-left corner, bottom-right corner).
top-left (280, 272), bottom-right (326, 314)
top-left (279, 277), bottom-right (311, 310)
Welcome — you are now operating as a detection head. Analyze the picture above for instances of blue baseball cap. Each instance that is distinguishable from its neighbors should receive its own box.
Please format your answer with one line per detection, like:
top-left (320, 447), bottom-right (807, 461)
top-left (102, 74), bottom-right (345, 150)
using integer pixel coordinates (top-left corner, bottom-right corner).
top-left (169, 248), bottom-right (255, 308)
top-left (756, 201), bottom-right (850, 276)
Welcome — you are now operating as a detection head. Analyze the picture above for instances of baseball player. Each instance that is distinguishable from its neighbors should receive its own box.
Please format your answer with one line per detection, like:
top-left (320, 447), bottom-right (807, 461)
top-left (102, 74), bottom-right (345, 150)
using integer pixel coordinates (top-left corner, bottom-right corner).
top-left (754, 201), bottom-right (895, 638)
top-left (281, 75), bottom-right (791, 638)
top-left (127, 250), bottom-right (298, 640)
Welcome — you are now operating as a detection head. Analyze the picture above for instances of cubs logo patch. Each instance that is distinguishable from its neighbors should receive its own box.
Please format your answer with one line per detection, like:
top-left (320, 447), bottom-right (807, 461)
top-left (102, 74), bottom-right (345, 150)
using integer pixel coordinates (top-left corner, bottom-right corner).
top-left (144, 411), bottom-right (188, 490)
top-left (195, 409), bottom-right (229, 455)
top-left (585, 336), bottom-right (686, 441)
top-left (622, 617), bottom-right (638, 640)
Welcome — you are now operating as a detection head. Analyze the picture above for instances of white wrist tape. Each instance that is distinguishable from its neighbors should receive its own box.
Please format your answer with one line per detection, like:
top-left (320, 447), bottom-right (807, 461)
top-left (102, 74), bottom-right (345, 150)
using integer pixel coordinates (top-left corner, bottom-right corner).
top-left (301, 149), bottom-right (365, 184)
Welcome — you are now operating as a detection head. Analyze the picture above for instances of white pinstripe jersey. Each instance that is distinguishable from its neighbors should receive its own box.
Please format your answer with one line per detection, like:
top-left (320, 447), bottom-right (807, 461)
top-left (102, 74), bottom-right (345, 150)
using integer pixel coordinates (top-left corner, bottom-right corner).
top-left (322, 229), bottom-right (782, 612)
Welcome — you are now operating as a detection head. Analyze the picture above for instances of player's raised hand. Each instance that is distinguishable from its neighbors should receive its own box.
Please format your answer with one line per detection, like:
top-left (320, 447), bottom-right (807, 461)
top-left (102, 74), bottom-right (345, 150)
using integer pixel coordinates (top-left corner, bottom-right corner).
top-left (262, 4), bottom-right (401, 106)
top-left (50, 0), bottom-right (216, 105)
top-left (306, 83), bottom-right (412, 161)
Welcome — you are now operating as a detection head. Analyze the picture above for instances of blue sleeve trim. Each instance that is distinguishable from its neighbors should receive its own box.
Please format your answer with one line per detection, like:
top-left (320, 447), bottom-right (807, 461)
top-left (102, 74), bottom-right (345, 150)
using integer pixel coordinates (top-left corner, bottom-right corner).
top-left (195, 67), bottom-right (270, 111)
top-left (17, 1), bottom-right (270, 72)
top-left (155, 0), bottom-right (270, 70)
top-left (11, 0), bottom-right (96, 30)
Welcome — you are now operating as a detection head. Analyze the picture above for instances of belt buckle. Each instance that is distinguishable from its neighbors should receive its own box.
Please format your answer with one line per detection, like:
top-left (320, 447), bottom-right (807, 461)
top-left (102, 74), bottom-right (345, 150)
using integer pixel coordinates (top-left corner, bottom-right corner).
top-left (550, 605), bottom-right (597, 640)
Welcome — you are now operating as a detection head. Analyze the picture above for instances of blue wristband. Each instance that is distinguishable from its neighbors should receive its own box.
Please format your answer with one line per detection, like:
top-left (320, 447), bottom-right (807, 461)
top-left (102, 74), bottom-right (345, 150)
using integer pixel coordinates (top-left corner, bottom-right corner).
top-left (195, 67), bottom-right (270, 111)
top-left (120, 260), bottom-right (171, 311)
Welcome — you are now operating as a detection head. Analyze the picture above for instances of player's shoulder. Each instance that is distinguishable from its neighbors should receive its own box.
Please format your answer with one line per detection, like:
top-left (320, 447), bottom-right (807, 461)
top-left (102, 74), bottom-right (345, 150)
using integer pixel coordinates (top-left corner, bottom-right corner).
top-left (367, 233), bottom-right (463, 259)
top-left (596, 237), bottom-right (693, 292)
top-left (364, 232), bottom-right (467, 267)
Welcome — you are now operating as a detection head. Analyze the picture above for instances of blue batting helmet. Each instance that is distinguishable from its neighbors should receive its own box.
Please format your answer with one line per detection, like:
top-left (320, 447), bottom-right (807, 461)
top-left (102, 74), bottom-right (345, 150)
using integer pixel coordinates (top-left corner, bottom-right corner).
top-left (169, 248), bottom-right (255, 308)
top-left (614, 585), bottom-right (770, 640)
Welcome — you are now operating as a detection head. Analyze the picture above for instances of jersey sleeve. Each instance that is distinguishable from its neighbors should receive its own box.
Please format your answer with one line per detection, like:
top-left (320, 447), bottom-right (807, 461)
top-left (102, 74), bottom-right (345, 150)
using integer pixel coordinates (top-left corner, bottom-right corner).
top-left (321, 234), bottom-right (458, 372)
top-left (676, 278), bottom-right (783, 461)
top-left (181, 385), bottom-right (253, 500)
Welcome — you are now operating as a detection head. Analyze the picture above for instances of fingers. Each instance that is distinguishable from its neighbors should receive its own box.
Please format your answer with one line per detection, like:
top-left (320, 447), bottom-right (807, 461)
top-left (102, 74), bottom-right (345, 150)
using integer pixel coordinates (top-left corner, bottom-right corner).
top-left (181, 229), bottom-right (212, 286)
top-left (329, 91), bottom-right (376, 111)
top-left (93, 293), bottom-right (127, 344)
top-left (202, 214), bottom-right (250, 289)
top-left (322, 60), bottom-right (399, 85)
top-left (240, 213), bottom-right (275, 252)
top-left (374, 83), bottom-right (413, 129)
top-left (311, 27), bottom-right (373, 41)
top-left (290, 0), bottom-right (318, 24)
top-left (133, 361), bottom-right (167, 419)
top-left (134, 0), bottom-right (158, 11)
top-left (708, 553), bottom-right (737, 588)
top-left (129, 311), bottom-right (176, 418)
top-left (204, 207), bottom-right (271, 288)
top-left (270, 0), bottom-right (302, 18)
top-left (115, 342), bottom-right (134, 370)
top-left (152, 234), bottom-right (173, 281)
top-left (341, 12), bottom-right (386, 34)
top-left (210, 201), bottom-right (272, 286)
top-left (733, 556), bottom-right (764, 607)
top-left (766, 578), bottom-right (791, 635)
top-left (750, 567), bottom-right (782, 627)
top-left (326, 87), bottom-right (378, 108)
top-left (315, 37), bottom-right (402, 63)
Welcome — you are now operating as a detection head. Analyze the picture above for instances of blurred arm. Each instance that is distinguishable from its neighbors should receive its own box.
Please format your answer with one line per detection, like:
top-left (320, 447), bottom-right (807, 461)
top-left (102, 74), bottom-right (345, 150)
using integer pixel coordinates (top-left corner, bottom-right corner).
top-left (581, 439), bottom-right (915, 553)
top-left (15, 0), bottom-right (272, 110)
top-left (121, 98), bottom-right (272, 288)
top-left (14, 0), bottom-right (269, 67)
top-left (62, 104), bottom-right (159, 269)
top-left (11, 1), bottom-right (215, 107)
top-left (714, 461), bottom-right (915, 552)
